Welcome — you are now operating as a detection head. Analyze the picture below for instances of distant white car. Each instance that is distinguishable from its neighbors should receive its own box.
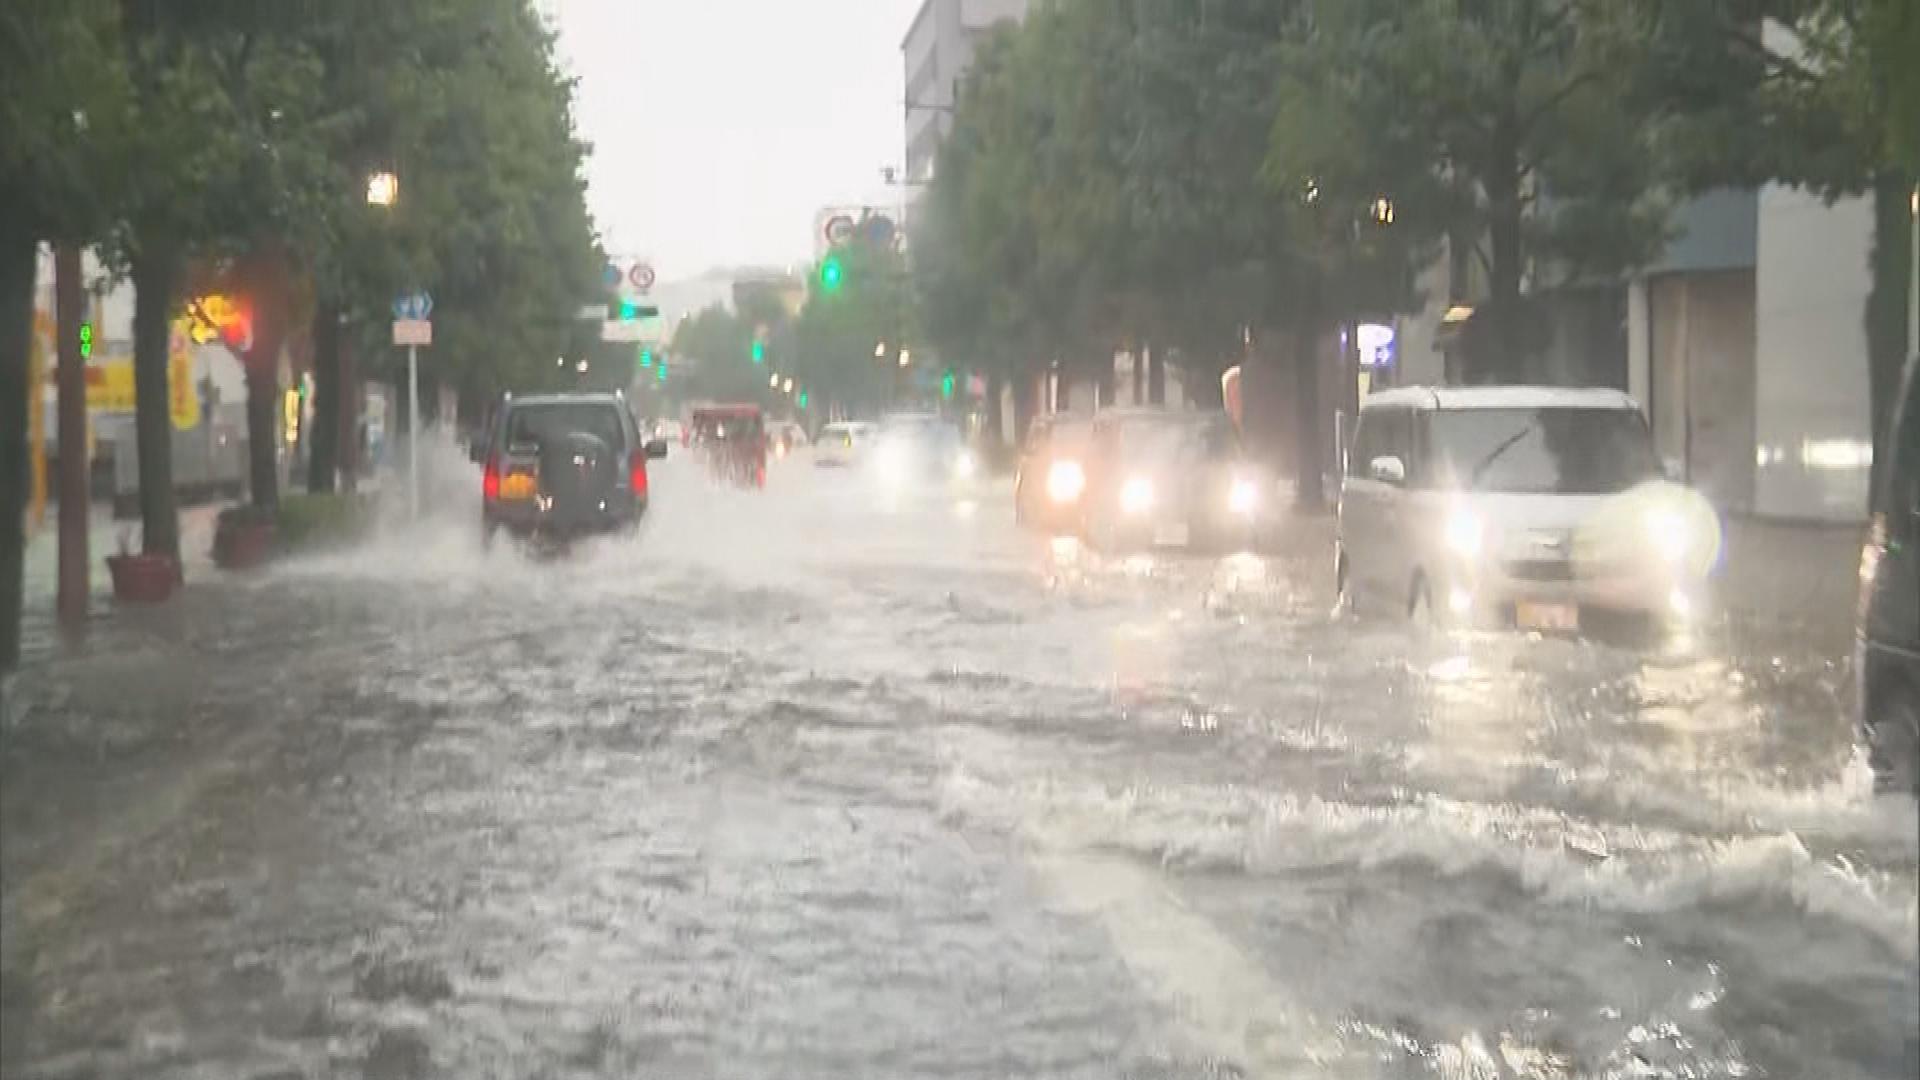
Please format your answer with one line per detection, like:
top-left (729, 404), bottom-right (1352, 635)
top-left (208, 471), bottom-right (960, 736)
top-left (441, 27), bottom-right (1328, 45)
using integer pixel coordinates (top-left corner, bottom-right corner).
top-left (653, 419), bottom-right (688, 448)
top-left (1336, 386), bottom-right (1714, 633)
top-left (813, 422), bottom-right (877, 467)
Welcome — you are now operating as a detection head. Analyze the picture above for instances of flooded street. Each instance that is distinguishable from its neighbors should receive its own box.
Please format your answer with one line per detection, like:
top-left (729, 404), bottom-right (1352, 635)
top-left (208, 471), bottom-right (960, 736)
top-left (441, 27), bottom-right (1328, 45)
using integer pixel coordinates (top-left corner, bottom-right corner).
top-left (4, 457), bottom-right (1915, 1080)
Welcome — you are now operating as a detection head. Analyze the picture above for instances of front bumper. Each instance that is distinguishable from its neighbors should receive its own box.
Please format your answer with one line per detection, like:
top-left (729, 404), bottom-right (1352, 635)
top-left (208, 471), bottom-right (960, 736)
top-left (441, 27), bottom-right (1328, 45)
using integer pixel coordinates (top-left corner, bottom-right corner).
top-left (1436, 558), bottom-right (1702, 628)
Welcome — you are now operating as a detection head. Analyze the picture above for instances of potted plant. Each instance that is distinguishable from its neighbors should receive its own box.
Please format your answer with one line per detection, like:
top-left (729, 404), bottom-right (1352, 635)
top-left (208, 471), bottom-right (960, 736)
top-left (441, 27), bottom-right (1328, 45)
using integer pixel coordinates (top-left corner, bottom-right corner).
top-left (213, 503), bottom-right (277, 570)
top-left (106, 533), bottom-right (182, 604)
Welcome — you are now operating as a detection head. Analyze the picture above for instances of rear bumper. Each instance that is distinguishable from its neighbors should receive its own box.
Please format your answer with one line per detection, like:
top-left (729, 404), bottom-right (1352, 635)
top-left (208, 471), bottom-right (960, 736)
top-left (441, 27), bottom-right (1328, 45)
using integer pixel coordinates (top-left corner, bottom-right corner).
top-left (484, 496), bottom-right (644, 537)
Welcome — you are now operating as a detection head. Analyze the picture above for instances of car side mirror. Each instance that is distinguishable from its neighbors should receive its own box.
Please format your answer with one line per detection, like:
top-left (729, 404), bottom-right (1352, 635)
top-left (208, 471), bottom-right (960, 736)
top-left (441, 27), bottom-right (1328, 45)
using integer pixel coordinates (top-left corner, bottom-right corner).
top-left (468, 439), bottom-right (486, 464)
top-left (645, 438), bottom-right (669, 460)
top-left (1368, 455), bottom-right (1406, 486)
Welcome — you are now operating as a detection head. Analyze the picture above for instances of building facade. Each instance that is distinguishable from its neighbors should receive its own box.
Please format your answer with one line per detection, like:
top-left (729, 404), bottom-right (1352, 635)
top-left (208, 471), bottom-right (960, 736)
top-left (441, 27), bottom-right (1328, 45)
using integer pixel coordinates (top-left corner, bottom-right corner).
top-left (901, 0), bottom-right (1030, 190)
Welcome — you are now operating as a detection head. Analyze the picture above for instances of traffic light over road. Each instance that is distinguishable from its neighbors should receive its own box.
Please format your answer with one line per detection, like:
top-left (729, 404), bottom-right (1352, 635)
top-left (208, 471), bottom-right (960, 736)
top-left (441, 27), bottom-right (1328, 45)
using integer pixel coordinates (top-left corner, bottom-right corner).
top-left (819, 254), bottom-right (844, 294)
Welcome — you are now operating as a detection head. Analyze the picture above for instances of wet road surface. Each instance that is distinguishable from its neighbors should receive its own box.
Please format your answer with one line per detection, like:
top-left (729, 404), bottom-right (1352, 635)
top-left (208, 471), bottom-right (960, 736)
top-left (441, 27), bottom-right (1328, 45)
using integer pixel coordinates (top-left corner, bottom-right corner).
top-left (4, 455), bottom-right (1916, 1079)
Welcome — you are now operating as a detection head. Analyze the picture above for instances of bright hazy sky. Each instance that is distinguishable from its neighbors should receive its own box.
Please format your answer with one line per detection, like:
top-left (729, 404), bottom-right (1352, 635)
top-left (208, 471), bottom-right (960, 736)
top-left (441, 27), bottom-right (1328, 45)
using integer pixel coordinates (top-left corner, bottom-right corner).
top-left (551, 0), bottom-right (924, 280)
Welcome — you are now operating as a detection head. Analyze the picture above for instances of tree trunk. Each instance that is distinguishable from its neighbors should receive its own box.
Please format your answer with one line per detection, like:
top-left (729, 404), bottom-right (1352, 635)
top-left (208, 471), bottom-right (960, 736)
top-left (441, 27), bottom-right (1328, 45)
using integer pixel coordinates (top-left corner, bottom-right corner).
top-left (1481, 113), bottom-right (1526, 384)
top-left (338, 328), bottom-right (359, 494)
top-left (54, 245), bottom-right (87, 631)
top-left (0, 231), bottom-right (33, 674)
top-left (1147, 343), bottom-right (1167, 405)
top-left (130, 237), bottom-right (181, 561)
top-left (983, 366), bottom-right (1006, 450)
top-left (1130, 349), bottom-right (1145, 405)
top-left (1293, 318), bottom-right (1325, 509)
top-left (1013, 365), bottom-right (1037, 443)
top-left (307, 299), bottom-right (340, 494)
top-left (245, 362), bottom-right (278, 506)
top-left (1866, 172), bottom-right (1916, 510)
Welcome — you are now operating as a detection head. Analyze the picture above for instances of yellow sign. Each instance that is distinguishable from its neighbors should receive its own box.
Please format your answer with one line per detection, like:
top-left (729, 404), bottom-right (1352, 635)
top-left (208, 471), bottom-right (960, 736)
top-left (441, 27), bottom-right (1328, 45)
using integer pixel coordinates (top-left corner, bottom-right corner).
top-left (85, 358), bottom-right (136, 412)
top-left (170, 319), bottom-right (199, 430)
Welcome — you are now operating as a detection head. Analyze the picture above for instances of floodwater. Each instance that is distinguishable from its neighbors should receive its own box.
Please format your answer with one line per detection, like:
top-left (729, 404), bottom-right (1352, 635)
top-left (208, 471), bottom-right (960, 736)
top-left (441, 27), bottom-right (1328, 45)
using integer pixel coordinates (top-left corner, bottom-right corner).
top-left (3, 441), bottom-right (1915, 1080)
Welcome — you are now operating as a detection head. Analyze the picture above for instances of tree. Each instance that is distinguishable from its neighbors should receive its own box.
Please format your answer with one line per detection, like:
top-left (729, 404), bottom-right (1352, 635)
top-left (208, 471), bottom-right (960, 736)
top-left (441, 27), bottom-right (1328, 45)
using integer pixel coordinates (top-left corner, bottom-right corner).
top-left (1273, 0), bottom-right (1682, 383)
top-left (1, 0), bottom-right (129, 670)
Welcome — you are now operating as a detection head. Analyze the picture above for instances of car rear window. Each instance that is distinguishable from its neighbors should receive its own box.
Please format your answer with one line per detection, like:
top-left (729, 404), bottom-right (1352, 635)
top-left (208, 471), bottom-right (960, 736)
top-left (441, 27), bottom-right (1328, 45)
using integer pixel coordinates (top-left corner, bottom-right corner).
top-left (506, 403), bottom-right (626, 450)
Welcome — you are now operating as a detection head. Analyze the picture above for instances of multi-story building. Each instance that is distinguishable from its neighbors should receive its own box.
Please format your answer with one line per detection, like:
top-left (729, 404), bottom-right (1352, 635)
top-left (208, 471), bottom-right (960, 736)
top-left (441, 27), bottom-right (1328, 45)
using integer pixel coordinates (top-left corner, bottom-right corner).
top-left (901, 0), bottom-right (1030, 190)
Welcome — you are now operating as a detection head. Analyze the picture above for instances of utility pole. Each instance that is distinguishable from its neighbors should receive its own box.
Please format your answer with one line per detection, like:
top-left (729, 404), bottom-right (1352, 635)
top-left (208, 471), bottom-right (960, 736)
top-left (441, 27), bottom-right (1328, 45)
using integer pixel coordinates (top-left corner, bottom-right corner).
top-left (54, 245), bottom-right (88, 633)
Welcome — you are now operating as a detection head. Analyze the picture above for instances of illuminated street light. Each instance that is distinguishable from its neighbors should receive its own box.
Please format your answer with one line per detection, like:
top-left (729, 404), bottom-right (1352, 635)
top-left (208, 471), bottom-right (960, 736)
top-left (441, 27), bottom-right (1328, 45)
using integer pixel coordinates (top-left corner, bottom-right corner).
top-left (898, 348), bottom-right (912, 368)
top-left (783, 377), bottom-right (794, 394)
top-left (770, 371), bottom-right (780, 388)
top-left (874, 341), bottom-right (888, 358)
top-left (366, 171), bottom-right (399, 207)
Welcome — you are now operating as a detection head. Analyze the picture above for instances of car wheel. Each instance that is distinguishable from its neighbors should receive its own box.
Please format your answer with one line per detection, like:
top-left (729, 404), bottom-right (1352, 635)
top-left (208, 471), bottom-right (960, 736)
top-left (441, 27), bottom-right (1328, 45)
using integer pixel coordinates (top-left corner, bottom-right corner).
top-left (1867, 681), bottom-right (1920, 795)
top-left (1334, 552), bottom-right (1356, 617)
top-left (1408, 575), bottom-right (1436, 629)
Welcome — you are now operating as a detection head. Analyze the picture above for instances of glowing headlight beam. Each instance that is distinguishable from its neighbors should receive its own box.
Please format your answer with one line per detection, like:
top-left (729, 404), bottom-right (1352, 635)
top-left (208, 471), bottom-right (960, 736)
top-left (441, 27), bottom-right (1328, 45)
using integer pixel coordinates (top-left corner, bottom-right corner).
top-left (1445, 508), bottom-right (1483, 557)
top-left (1120, 477), bottom-right (1155, 515)
top-left (1046, 460), bottom-right (1085, 502)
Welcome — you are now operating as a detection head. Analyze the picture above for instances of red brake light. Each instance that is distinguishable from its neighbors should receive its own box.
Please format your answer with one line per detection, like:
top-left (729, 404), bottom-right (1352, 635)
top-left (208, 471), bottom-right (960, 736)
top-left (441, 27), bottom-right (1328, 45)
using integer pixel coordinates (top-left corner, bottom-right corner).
top-left (630, 453), bottom-right (649, 498)
top-left (482, 456), bottom-right (500, 501)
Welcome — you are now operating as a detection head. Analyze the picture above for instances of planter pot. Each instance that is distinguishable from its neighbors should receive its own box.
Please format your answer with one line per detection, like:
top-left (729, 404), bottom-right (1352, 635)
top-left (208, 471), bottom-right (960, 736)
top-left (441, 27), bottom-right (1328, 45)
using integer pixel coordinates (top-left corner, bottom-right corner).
top-left (213, 519), bottom-right (277, 570)
top-left (106, 553), bottom-right (182, 604)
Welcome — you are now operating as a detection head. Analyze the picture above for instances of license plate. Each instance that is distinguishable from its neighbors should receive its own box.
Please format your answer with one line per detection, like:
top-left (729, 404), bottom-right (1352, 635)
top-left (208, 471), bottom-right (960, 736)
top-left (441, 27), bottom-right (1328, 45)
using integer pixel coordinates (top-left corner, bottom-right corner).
top-left (1153, 522), bottom-right (1190, 547)
top-left (500, 472), bottom-right (537, 500)
top-left (1515, 600), bottom-right (1578, 631)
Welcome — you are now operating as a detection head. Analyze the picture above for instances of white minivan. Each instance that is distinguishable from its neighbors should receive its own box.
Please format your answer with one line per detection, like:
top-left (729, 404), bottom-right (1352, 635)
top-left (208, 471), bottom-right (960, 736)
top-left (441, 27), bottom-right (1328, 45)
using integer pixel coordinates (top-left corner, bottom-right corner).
top-left (1336, 387), bottom-right (1716, 633)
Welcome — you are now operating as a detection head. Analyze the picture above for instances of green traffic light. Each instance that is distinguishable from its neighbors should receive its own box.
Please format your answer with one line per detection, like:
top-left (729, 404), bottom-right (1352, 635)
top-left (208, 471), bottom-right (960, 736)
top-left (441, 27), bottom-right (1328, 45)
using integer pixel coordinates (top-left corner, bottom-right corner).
top-left (656, 362), bottom-right (667, 382)
top-left (751, 339), bottom-right (765, 364)
top-left (639, 346), bottom-right (653, 368)
top-left (797, 390), bottom-right (808, 410)
top-left (941, 370), bottom-right (956, 400)
top-left (820, 256), bottom-right (844, 293)
top-left (619, 298), bottom-right (638, 320)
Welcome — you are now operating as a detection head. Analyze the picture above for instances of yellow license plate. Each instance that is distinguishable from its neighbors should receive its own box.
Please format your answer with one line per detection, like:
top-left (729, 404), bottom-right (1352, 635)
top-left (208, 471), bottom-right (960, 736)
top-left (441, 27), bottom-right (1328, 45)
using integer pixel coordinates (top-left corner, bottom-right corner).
top-left (1515, 601), bottom-right (1578, 631)
top-left (500, 472), bottom-right (537, 500)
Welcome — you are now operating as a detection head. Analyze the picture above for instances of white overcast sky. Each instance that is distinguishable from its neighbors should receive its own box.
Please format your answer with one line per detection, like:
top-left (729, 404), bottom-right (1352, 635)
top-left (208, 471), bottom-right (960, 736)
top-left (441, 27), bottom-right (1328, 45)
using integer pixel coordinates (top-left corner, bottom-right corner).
top-left (550, 0), bottom-right (924, 279)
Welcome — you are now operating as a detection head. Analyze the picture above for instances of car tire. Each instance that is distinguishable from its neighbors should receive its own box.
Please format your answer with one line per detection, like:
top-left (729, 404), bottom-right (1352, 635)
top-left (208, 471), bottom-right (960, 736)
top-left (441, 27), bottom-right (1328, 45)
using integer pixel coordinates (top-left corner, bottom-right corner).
top-left (1408, 575), bottom-right (1436, 630)
top-left (1334, 552), bottom-right (1356, 617)
top-left (1867, 680), bottom-right (1920, 795)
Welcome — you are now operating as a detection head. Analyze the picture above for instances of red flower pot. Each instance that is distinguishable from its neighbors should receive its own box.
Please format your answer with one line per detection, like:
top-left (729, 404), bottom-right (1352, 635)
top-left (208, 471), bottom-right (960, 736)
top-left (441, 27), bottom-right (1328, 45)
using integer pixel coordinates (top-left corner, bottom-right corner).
top-left (213, 519), bottom-right (277, 570)
top-left (106, 553), bottom-right (181, 604)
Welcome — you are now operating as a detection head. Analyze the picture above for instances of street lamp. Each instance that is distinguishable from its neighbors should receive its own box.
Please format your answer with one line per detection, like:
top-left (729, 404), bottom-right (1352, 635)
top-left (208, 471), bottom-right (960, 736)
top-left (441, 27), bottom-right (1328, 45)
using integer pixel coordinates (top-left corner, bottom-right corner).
top-left (875, 341), bottom-right (888, 358)
top-left (783, 377), bottom-right (794, 394)
top-left (366, 171), bottom-right (399, 207)
top-left (770, 371), bottom-right (780, 388)
top-left (898, 348), bottom-right (912, 368)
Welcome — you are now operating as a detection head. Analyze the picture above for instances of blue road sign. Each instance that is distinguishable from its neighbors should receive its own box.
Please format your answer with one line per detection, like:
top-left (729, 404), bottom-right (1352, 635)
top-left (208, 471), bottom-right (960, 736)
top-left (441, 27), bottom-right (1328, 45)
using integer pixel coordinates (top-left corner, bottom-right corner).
top-left (392, 292), bottom-right (433, 321)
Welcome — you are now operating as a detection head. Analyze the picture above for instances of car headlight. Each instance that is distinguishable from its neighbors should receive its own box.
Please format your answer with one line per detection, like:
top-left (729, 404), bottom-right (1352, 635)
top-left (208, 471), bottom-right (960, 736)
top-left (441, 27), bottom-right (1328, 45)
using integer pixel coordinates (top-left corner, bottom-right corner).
top-left (1645, 507), bottom-right (1690, 563)
top-left (1120, 476), bottom-right (1155, 515)
top-left (1445, 508), bottom-right (1484, 558)
top-left (1228, 477), bottom-right (1258, 515)
top-left (1046, 460), bottom-right (1085, 503)
top-left (954, 451), bottom-right (976, 479)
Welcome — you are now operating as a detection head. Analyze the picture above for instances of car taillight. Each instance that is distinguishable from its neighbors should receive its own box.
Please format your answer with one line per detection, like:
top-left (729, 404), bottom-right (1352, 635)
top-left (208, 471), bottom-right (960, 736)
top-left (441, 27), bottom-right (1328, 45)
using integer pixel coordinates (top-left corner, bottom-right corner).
top-left (482, 456), bottom-right (501, 501)
top-left (630, 454), bottom-right (649, 498)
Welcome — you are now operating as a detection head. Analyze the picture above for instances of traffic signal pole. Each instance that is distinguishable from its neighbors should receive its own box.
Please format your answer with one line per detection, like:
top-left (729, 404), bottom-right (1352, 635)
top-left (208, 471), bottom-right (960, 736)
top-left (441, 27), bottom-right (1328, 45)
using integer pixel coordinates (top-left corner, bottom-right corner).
top-left (53, 245), bottom-right (87, 634)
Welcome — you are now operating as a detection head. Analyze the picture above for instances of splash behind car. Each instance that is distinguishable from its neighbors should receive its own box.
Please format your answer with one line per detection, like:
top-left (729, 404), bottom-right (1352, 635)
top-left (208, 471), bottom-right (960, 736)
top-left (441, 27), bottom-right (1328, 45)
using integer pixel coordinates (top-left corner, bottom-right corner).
top-left (1337, 386), bottom-right (1714, 633)
top-left (872, 413), bottom-right (975, 492)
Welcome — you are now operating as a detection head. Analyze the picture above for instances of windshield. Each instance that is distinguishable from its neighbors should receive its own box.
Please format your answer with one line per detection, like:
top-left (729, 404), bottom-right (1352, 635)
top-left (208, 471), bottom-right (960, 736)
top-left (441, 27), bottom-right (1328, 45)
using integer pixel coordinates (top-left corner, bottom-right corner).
top-left (7, 4), bottom-right (1903, 1080)
top-left (1426, 408), bottom-right (1658, 494)
top-left (1119, 417), bottom-right (1235, 467)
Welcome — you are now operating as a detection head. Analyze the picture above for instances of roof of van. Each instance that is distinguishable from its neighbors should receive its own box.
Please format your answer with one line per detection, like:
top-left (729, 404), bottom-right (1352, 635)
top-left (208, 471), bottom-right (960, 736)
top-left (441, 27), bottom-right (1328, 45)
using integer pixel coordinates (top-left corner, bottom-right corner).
top-left (1361, 386), bottom-right (1641, 411)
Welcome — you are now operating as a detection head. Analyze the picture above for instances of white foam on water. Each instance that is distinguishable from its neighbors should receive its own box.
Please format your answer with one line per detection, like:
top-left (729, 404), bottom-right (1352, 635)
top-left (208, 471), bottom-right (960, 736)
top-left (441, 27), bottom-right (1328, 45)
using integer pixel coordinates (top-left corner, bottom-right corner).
top-left (939, 755), bottom-right (1920, 961)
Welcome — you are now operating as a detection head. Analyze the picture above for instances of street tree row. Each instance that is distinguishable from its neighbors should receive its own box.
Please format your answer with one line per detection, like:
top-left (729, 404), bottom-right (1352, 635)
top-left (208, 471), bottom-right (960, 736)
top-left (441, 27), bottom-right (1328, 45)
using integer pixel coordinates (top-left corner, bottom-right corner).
top-left (909, 0), bottom-right (1916, 499)
top-left (2, 0), bottom-right (606, 671)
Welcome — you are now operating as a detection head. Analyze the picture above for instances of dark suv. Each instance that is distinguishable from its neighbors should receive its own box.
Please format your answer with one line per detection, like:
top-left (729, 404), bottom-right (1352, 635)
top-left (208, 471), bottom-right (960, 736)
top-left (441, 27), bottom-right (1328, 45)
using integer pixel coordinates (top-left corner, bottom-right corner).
top-left (1858, 353), bottom-right (1920, 792)
top-left (473, 393), bottom-right (666, 546)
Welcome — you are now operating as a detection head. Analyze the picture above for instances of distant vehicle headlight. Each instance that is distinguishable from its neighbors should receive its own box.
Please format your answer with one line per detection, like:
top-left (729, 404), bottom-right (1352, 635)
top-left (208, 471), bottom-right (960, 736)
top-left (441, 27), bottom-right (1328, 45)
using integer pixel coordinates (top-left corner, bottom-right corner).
top-left (1645, 507), bottom-right (1690, 563)
top-left (1445, 508), bottom-right (1484, 558)
top-left (954, 450), bottom-right (976, 479)
top-left (1228, 477), bottom-right (1259, 515)
top-left (1120, 476), bottom-right (1155, 515)
top-left (1047, 460), bottom-right (1086, 503)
